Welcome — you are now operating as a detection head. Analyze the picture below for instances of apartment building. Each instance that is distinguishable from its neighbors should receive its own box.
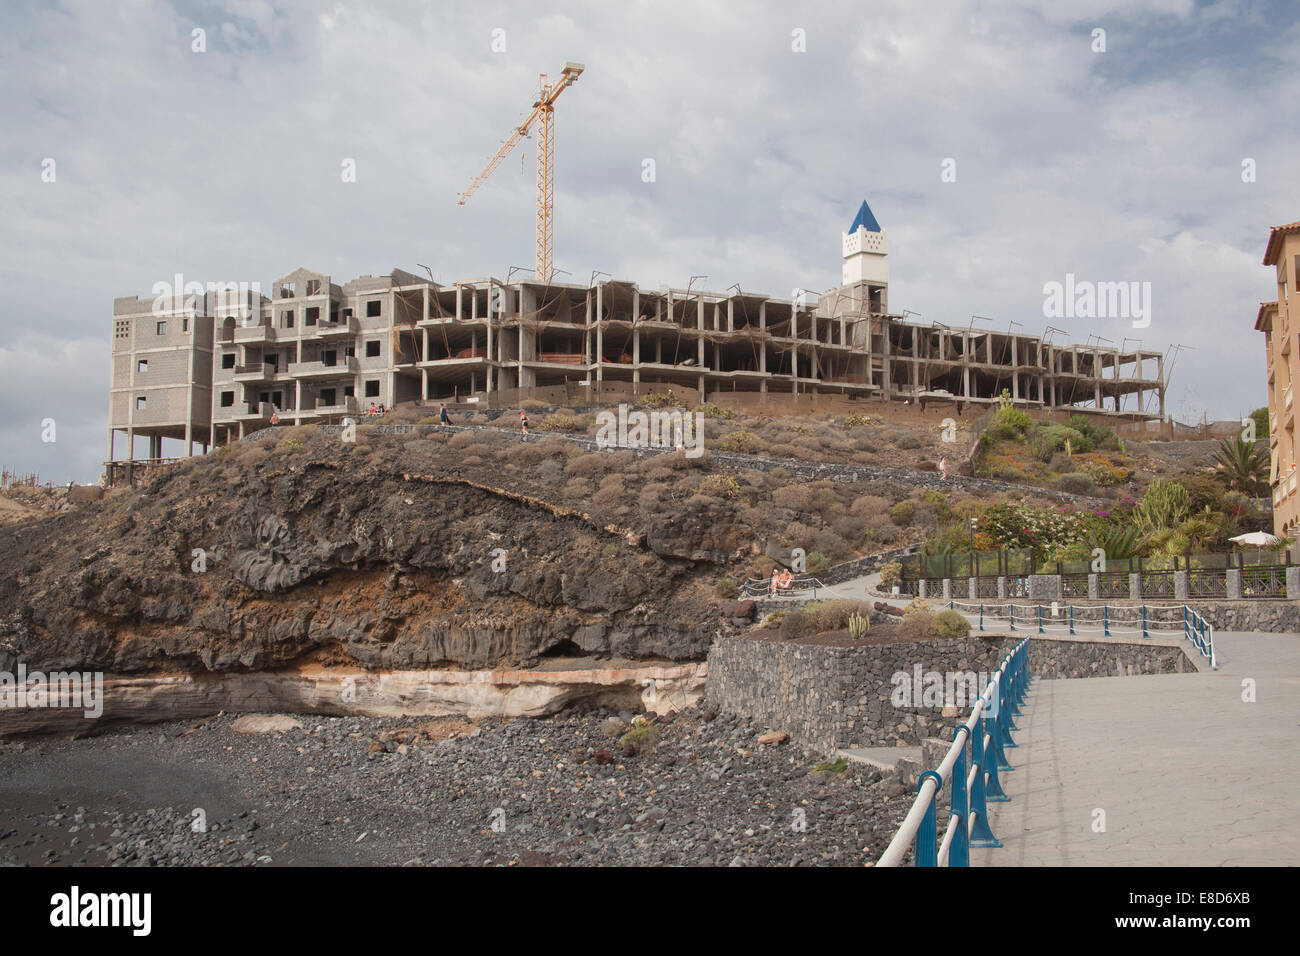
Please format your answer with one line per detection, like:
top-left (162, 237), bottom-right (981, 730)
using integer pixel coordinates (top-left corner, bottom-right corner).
top-left (1257, 220), bottom-right (1300, 536)
top-left (107, 291), bottom-right (214, 468)
top-left (107, 200), bottom-right (1167, 472)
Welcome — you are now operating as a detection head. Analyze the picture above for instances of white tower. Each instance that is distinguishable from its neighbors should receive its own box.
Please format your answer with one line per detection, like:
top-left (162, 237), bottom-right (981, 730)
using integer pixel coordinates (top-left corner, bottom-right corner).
top-left (842, 200), bottom-right (888, 285)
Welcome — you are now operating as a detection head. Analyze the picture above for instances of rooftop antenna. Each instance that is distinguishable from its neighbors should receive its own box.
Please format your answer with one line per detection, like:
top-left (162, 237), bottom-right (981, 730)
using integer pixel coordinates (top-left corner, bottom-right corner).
top-left (590, 270), bottom-right (610, 288)
top-left (417, 263), bottom-right (436, 283)
top-left (1043, 325), bottom-right (1067, 345)
top-left (507, 265), bottom-right (534, 283)
top-left (969, 314), bottom-right (993, 332)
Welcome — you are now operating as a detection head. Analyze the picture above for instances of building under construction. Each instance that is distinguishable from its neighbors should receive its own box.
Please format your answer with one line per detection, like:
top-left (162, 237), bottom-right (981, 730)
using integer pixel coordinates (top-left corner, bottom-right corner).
top-left (106, 200), bottom-right (1166, 463)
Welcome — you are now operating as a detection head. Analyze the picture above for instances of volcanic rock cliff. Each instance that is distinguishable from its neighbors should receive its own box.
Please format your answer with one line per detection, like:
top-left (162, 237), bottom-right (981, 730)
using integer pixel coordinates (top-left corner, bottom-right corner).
top-left (0, 430), bottom-right (743, 676)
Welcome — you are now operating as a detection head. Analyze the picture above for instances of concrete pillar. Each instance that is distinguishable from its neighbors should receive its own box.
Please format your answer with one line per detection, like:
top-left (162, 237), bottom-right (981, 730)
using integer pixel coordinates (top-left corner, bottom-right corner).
top-left (1174, 571), bottom-right (1190, 601)
top-left (942, 578), bottom-right (952, 600)
top-left (1129, 573), bottom-right (1142, 601)
top-left (1028, 574), bottom-right (1061, 601)
top-left (919, 579), bottom-right (928, 599)
top-left (1088, 573), bottom-right (1100, 600)
top-left (1287, 566), bottom-right (1300, 600)
top-left (969, 577), bottom-right (978, 601)
top-left (1226, 569), bottom-right (1242, 601)
top-left (997, 576), bottom-right (1007, 599)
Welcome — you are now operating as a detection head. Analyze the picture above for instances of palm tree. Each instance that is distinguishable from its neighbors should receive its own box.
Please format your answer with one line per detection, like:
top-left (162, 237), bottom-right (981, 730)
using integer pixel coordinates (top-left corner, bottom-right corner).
top-left (1211, 436), bottom-right (1268, 495)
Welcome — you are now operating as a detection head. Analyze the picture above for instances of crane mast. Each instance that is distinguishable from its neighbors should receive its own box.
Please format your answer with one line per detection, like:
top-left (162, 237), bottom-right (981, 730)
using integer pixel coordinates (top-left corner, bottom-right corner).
top-left (459, 61), bottom-right (585, 282)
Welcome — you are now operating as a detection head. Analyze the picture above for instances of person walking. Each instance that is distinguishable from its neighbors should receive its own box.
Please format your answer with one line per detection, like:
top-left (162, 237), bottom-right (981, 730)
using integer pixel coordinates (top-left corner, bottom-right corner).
top-left (520, 409), bottom-right (529, 436)
top-left (439, 404), bottom-right (451, 425)
top-left (939, 456), bottom-right (948, 481)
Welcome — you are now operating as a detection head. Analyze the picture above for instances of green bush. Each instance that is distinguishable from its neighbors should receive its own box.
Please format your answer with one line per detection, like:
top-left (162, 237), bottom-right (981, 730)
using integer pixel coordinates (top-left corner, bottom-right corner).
top-left (879, 561), bottom-right (903, 589)
top-left (806, 551), bottom-right (831, 574)
top-left (889, 500), bottom-right (916, 525)
top-left (699, 474), bottom-right (741, 499)
top-left (1029, 425), bottom-right (1088, 462)
top-left (932, 609), bottom-right (970, 638)
top-left (995, 406), bottom-right (1033, 433)
top-left (619, 724), bottom-right (661, 755)
top-left (842, 414), bottom-right (873, 428)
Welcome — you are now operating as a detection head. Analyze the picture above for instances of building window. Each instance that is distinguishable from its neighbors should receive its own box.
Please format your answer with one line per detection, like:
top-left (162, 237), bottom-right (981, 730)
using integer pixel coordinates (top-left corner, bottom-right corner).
top-left (364, 380), bottom-right (379, 398)
top-left (306, 279), bottom-right (322, 296)
top-left (306, 307), bottom-right (319, 325)
top-left (344, 385), bottom-right (354, 397)
top-left (222, 353), bottom-right (235, 369)
top-left (320, 388), bottom-right (336, 406)
top-left (367, 300), bottom-right (381, 318)
top-left (283, 310), bottom-right (294, 328)
top-left (220, 391), bottom-right (234, 408)
top-left (137, 359), bottom-right (148, 374)
top-left (136, 396), bottom-right (147, 410)
top-left (279, 282), bottom-right (295, 299)
top-left (366, 340), bottom-right (381, 358)
top-left (156, 321), bottom-right (166, 335)
top-left (115, 320), bottom-right (129, 339)
top-left (345, 345), bottom-right (355, 357)
top-left (182, 318), bottom-right (189, 333)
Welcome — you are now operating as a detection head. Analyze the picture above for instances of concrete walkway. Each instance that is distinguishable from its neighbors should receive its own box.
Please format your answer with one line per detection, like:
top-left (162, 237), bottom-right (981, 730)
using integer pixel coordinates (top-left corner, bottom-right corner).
top-left (974, 631), bottom-right (1300, 866)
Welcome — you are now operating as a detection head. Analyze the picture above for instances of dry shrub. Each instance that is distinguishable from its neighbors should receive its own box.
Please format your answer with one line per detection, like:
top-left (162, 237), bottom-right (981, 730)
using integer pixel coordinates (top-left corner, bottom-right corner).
top-left (506, 443), bottom-right (546, 466)
top-left (644, 465), bottom-right (674, 482)
top-left (448, 431), bottom-right (480, 449)
top-left (638, 482), bottom-right (670, 511)
top-left (663, 449), bottom-right (710, 469)
top-left (458, 442), bottom-right (496, 460)
top-left (563, 477), bottom-right (593, 499)
top-left (565, 453), bottom-right (607, 477)
top-left (898, 610), bottom-right (935, 639)
top-left (593, 479), bottom-right (627, 506)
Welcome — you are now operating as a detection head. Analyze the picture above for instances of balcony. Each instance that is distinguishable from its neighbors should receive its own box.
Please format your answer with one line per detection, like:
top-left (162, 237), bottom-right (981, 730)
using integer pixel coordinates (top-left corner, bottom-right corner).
top-left (234, 323), bottom-right (276, 344)
top-left (233, 363), bottom-right (273, 382)
top-left (311, 395), bottom-right (358, 416)
top-left (288, 356), bottom-right (358, 379)
top-left (233, 402), bottom-right (276, 421)
top-left (305, 317), bottom-right (358, 338)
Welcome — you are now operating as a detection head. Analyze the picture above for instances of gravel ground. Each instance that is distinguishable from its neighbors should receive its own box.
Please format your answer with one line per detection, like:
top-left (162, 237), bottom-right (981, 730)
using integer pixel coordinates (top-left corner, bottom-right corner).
top-left (0, 705), bottom-right (913, 867)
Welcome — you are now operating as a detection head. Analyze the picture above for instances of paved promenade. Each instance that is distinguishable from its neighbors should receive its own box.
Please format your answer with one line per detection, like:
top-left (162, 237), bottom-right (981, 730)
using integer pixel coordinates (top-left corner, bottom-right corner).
top-left (974, 631), bottom-right (1300, 866)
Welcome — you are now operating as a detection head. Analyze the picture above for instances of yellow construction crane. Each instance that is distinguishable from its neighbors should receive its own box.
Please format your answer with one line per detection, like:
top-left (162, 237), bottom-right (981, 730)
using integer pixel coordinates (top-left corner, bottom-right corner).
top-left (458, 61), bottom-right (585, 283)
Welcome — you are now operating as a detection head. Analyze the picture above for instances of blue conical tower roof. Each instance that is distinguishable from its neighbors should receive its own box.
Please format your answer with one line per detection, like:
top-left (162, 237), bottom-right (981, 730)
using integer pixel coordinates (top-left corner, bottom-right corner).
top-left (848, 200), bottom-right (882, 234)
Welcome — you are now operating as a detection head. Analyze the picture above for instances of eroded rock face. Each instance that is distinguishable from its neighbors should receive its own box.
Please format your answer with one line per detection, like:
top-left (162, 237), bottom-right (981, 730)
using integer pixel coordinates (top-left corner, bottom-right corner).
top-left (0, 444), bottom-right (730, 675)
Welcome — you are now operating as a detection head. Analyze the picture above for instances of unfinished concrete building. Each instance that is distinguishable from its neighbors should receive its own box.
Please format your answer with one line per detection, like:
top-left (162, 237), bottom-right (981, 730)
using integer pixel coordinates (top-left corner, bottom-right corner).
top-left (106, 199), bottom-right (1166, 467)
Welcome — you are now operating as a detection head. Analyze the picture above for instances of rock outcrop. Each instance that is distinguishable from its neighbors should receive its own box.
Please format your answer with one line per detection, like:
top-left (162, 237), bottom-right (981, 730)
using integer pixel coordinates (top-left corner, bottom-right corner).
top-left (0, 434), bottom-right (735, 676)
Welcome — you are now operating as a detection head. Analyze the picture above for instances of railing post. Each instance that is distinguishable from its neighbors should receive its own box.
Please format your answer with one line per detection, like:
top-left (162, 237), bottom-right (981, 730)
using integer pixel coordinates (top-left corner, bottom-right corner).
top-left (983, 713), bottom-right (1011, 799)
top-left (1037, 604), bottom-right (1044, 634)
top-left (1069, 604), bottom-right (1075, 635)
top-left (979, 604), bottom-right (984, 632)
top-left (915, 771), bottom-right (942, 867)
top-left (968, 728), bottom-right (1001, 848)
top-left (1142, 604), bottom-right (1148, 639)
top-left (949, 726), bottom-right (970, 868)
top-left (1010, 604), bottom-right (1015, 631)
top-left (1104, 604), bottom-right (1110, 637)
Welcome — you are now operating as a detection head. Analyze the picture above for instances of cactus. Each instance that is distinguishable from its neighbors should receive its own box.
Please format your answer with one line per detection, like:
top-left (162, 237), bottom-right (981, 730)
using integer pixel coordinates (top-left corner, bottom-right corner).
top-left (848, 611), bottom-right (870, 640)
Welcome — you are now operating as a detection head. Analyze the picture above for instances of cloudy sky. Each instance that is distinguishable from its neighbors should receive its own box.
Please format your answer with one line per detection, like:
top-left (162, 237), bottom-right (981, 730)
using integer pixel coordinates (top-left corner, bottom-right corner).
top-left (2, 0), bottom-right (1297, 482)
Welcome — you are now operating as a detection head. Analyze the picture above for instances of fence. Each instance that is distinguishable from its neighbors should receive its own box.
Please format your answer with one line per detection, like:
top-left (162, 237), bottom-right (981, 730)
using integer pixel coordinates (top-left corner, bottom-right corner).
top-left (877, 637), bottom-right (1031, 867)
top-left (903, 549), bottom-right (1296, 603)
top-left (947, 600), bottom-right (1216, 669)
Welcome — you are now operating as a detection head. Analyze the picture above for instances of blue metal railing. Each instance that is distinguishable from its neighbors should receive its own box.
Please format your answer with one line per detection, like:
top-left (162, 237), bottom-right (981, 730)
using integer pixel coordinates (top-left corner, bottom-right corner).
top-left (945, 600), bottom-right (1217, 670)
top-left (877, 637), bottom-right (1032, 867)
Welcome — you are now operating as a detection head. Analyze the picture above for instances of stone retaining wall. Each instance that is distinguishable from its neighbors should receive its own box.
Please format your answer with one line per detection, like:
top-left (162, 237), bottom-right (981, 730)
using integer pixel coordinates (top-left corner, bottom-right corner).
top-left (706, 633), bottom-right (1195, 754)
